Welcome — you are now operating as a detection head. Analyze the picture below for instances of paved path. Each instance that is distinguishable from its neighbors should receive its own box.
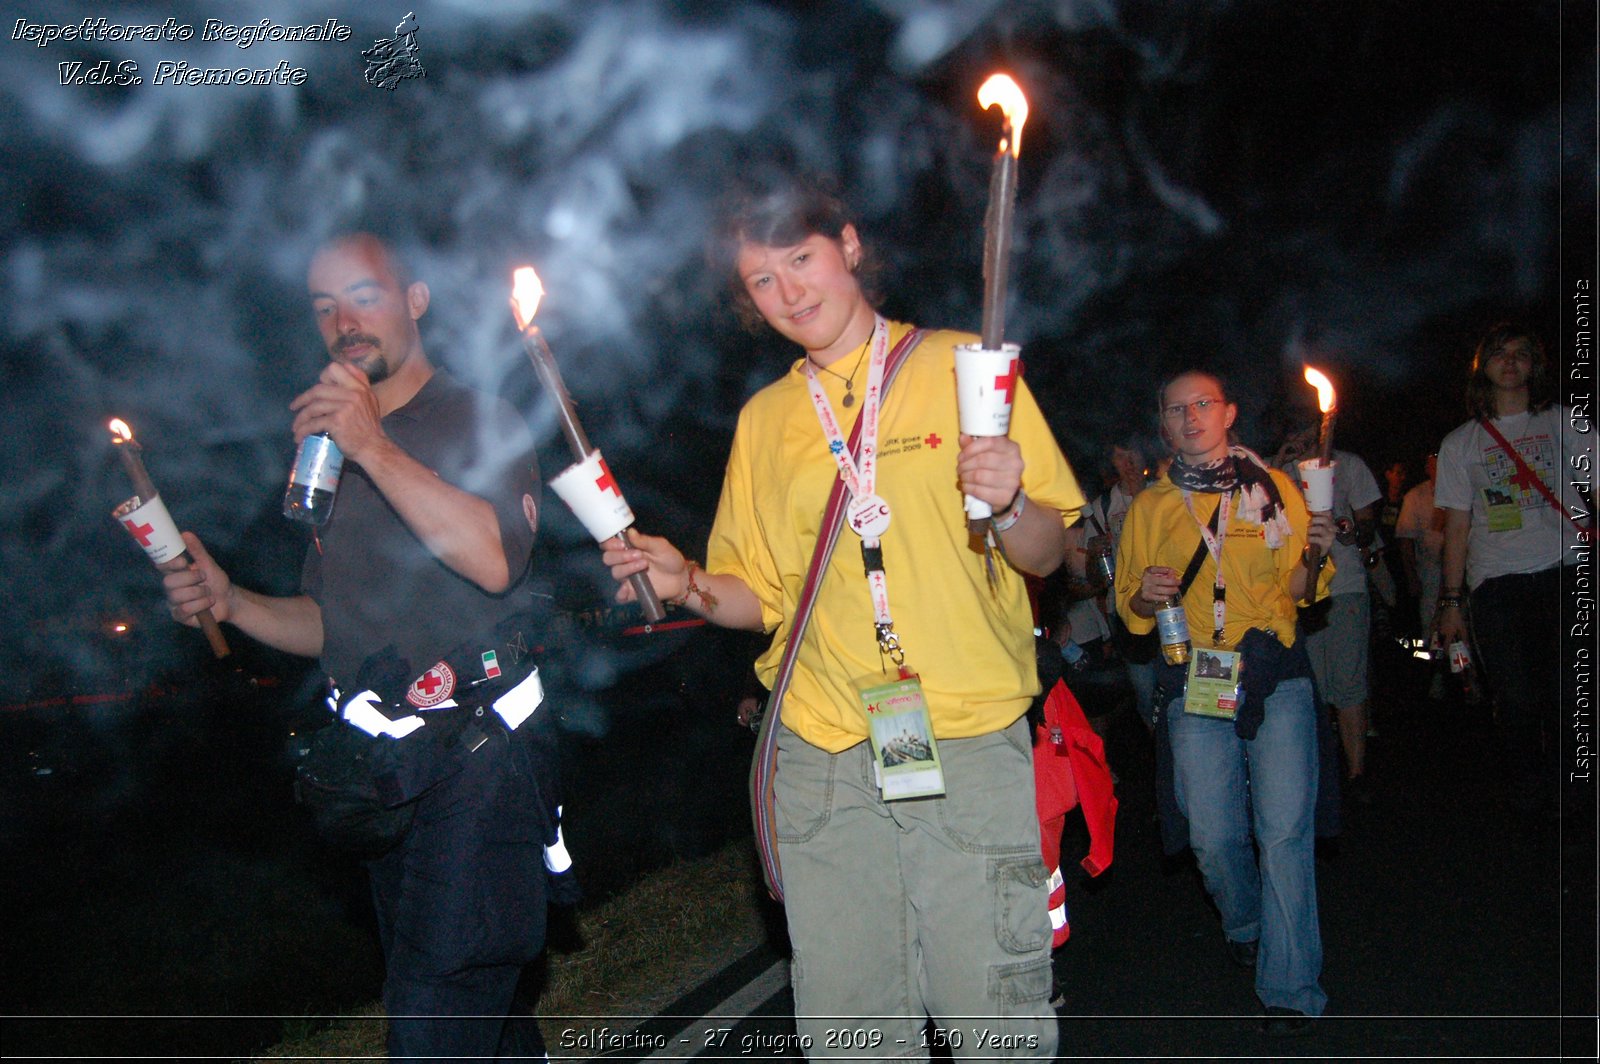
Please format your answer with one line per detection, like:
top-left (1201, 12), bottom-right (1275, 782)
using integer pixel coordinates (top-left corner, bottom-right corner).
top-left (573, 659), bottom-right (1596, 1061)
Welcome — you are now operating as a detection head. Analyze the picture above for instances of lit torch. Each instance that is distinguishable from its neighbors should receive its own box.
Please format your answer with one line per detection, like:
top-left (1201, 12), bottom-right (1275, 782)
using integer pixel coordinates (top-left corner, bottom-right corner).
top-left (108, 419), bottom-right (230, 658)
top-left (958, 74), bottom-right (1029, 537)
top-left (1302, 367), bottom-right (1337, 467)
top-left (510, 268), bottom-right (666, 624)
top-left (977, 73), bottom-right (1029, 350)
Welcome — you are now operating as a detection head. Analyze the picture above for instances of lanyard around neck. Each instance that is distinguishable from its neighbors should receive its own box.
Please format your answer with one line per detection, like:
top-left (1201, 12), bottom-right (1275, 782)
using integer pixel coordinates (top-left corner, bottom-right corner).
top-left (1181, 490), bottom-right (1232, 647)
top-left (804, 316), bottom-right (889, 510)
top-left (802, 315), bottom-right (905, 665)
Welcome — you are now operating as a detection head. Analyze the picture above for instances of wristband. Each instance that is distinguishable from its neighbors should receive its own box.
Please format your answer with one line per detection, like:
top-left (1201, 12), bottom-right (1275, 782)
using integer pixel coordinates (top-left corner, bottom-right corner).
top-left (668, 561), bottom-right (699, 607)
top-left (673, 560), bottom-right (719, 612)
top-left (992, 490), bottom-right (1027, 533)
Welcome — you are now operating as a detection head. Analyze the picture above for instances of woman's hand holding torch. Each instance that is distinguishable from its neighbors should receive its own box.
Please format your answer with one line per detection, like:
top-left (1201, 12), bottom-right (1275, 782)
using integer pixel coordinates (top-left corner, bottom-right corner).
top-left (959, 74), bottom-right (1030, 533)
top-left (510, 268), bottom-right (666, 624)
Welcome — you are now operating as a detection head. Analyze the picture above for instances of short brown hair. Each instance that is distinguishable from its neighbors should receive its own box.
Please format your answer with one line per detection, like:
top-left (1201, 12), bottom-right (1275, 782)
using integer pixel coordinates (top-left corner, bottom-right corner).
top-left (708, 173), bottom-right (883, 332)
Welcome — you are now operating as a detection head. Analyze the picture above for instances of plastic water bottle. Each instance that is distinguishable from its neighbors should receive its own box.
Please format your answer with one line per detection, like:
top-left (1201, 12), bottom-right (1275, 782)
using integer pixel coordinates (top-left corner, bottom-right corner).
top-left (1156, 599), bottom-right (1191, 666)
top-left (1089, 539), bottom-right (1116, 590)
top-left (283, 432), bottom-right (343, 526)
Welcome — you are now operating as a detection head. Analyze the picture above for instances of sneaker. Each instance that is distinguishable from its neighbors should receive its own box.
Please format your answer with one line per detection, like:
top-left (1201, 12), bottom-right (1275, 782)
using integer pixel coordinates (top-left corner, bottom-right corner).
top-left (1226, 937), bottom-right (1259, 968)
top-left (1261, 1006), bottom-right (1313, 1037)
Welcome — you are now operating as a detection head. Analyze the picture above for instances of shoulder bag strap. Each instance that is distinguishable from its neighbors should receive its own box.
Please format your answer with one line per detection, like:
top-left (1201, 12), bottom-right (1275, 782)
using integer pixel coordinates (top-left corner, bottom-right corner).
top-left (1177, 500), bottom-right (1221, 600)
top-left (1478, 417), bottom-right (1593, 537)
top-left (749, 328), bottom-right (926, 902)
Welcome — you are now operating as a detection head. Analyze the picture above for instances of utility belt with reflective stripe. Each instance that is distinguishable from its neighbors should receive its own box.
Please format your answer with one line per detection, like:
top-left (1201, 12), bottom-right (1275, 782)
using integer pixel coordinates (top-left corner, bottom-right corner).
top-left (329, 654), bottom-right (545, 746)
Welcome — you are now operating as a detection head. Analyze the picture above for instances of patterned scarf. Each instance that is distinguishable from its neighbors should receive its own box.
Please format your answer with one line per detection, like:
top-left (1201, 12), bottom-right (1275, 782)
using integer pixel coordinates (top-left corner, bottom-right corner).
top-left (1168, 445), bottom-right (1292, 548)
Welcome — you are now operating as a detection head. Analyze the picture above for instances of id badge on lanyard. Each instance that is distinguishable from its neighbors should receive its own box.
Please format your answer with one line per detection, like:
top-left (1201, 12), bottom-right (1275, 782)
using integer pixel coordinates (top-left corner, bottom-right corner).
top-left (1184, 648), bottom-right (1242, 720)
top-left (1179, 491), bottom-right (1244, 718)
top-left (807, 317), bottom-right (945, 799)
top-left (1482, 486), bottom-right (1524, 532)
top-left (858, 674), bottom-right (944, 799)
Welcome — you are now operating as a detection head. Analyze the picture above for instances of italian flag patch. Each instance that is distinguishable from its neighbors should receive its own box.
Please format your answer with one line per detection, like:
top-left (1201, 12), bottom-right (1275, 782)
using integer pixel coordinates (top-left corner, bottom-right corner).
top-left (482, 650), bottom-right (502, 679)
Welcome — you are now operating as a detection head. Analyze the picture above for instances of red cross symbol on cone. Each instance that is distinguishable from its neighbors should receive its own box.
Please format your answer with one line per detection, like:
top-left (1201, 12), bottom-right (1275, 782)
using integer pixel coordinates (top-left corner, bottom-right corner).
top-left (123, 518), bottom-right (156, 547)
top-left (993, 357), bottom-right (1018, 405)
top-left (594, 458), bottom-right (622, 497)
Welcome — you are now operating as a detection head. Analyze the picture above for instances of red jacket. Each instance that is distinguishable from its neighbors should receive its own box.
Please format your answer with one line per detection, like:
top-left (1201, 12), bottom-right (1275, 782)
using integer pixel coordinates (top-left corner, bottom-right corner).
top-left (1034, 679), bottom-right (1118, 946)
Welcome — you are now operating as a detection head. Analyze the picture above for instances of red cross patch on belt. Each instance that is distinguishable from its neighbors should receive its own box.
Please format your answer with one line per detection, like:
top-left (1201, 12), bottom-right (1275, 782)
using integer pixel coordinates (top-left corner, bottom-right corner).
top-left (406, 661), bottom-right (456, 708)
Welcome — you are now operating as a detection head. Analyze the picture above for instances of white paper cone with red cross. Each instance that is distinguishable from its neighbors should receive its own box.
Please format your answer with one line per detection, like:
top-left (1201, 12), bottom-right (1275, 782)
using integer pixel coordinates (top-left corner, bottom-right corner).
top-left (1296, 458), bottom-right (1338, 513)
top-left (549, 448), bottom-right (636, 543)
top-left (953, 342), bottom-right (1021, 519)
top-left (111, 494), bottom-right (187, 565)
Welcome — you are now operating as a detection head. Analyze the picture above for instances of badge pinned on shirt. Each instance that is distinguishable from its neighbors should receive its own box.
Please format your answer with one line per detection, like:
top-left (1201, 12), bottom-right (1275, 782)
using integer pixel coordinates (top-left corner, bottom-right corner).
top-left (847, 493), bottom-right (892, 539)
top-left (481, 650), bottom-right (503, 680)
top-left (406, 661), bottom-right (457, 708)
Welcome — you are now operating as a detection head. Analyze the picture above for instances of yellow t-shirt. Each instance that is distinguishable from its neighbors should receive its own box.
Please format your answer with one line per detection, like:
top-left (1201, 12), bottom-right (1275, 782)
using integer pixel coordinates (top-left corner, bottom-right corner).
top-left (1114, 471), bottom-right (1334, 651)
top-left (707, 322), bottom-right (1086, 752)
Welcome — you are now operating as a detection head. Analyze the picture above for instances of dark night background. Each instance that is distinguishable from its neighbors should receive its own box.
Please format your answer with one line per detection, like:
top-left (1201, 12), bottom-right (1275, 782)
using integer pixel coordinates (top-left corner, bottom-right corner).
top-left (0, 0), bottom-right (1593, 1057)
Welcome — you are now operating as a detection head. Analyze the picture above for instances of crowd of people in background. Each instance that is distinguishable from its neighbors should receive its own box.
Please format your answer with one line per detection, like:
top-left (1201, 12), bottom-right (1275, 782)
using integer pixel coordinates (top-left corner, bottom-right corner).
top-left (1022, 319), bottom-right (1586, 1039)
top-left (152, 170), bottom-right (1583, 1059)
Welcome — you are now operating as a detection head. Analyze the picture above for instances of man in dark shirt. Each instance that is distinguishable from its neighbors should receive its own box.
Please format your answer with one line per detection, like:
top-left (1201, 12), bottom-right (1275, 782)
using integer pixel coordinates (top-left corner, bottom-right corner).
top-left (162, 233), bottom-right (557, 1060)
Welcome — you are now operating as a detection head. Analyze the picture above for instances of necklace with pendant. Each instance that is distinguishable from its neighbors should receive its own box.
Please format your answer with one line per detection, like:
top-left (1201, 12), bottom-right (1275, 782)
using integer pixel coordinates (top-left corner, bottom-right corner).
top-left (808, 340), bottom-right (870, 407)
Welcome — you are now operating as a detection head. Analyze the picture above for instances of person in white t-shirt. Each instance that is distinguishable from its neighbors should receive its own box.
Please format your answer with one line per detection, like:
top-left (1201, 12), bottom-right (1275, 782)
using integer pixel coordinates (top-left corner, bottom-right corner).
top-left (1276, 429), bottom-right (1383, 795)
top-left (1434, 322), bottom-right (1590, 815)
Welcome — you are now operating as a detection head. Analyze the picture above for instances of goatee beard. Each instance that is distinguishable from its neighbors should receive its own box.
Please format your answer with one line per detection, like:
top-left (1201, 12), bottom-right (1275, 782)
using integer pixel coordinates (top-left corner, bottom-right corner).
top-left (358, 355), bottom-right (391, 385)
top-left (334, 337), bottom-right (390, 385)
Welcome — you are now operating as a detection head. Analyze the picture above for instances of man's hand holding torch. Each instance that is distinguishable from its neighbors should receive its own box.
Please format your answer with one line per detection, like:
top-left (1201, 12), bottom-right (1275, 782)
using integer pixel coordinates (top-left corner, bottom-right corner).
top-left (109, 419), bottom-right (231, 658)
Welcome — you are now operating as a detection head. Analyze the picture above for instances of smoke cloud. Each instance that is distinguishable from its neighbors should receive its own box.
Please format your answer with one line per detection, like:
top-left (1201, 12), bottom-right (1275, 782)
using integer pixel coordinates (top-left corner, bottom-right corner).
top-left (0, 0), bottom-right (1578, 709)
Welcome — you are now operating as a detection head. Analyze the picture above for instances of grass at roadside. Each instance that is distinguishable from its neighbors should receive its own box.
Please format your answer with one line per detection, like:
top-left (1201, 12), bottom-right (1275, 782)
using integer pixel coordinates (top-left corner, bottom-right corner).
top-left (254, 840), bottom-right (772, 1060)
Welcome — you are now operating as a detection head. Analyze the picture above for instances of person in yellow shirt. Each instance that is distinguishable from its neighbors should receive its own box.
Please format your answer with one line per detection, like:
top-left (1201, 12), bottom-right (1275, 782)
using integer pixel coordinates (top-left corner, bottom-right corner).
top-left (603, 175), bottom-right (1082, 1058)
top-left (1116, 370), bottom-right (1334, 1036)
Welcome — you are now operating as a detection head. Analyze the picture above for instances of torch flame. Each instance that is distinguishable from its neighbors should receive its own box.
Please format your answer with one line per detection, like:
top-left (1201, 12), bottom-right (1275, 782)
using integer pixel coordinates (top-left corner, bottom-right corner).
top-left (1302, 367), bottom-right (1336, 413)
top-left (978, 74), bottom-right (1029, 157)
top-left (510, 267), bottom-right (545, 330)
top-left (108, 418), bottom-right (134, 444)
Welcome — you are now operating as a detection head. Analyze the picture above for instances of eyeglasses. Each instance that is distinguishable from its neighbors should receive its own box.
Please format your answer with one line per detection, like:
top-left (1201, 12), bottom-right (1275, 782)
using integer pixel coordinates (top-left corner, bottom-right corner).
top-left (1161, 398), bottom-right (1222, 420)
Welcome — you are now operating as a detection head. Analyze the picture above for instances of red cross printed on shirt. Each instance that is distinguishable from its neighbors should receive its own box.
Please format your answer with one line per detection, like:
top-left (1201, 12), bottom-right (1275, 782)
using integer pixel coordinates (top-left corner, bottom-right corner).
top-left (123, 518), bottom-right (155, 547)
top-left (925, 432), bottom-right (942, 449)
top-left (594, 458), bottom-right (622, 497)
top-left (416, 670), bottom-right (445, 697)
top-left (994, 358), bottom-right (1019, 405)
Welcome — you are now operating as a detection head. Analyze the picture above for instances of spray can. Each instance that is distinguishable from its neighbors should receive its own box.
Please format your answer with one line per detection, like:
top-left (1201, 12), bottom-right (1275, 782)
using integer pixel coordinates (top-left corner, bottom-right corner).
top-left (283, 432), bottom-right (344, 526)
top-left (1155, 598), bottom-right (1192, 666)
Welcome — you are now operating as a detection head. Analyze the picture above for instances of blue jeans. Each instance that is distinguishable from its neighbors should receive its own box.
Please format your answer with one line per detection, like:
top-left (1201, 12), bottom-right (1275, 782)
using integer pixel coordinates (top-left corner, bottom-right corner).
top-left (1167, 677), bottom-right (1326, 1016)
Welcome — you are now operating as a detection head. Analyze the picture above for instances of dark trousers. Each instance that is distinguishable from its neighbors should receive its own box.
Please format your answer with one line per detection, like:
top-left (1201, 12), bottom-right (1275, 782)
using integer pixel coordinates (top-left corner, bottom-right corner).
top-left (1470, 566), bottom-right (1562, 804)
top-left (367, 720), bottom-right (553, 1062)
